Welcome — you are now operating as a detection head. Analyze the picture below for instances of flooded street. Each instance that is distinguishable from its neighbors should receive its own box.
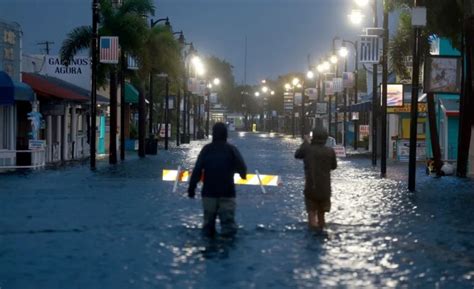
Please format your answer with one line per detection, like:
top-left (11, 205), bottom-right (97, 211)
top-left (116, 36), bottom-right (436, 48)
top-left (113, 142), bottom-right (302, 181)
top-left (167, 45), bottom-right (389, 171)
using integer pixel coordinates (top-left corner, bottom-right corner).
top-left (1, 132), bottom-right (474, 288)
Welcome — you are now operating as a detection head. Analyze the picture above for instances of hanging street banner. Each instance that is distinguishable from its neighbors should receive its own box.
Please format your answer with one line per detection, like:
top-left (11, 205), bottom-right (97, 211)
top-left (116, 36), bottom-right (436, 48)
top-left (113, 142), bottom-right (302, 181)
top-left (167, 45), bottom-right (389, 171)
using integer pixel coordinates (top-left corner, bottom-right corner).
top-left (305, 87), bottom-right (318, 101)
top-left (283, 92), bottom-right (293, 112)
top-left (324, 81), bottom-right (334, 96)
top-left (359, 35), bottom-right (380, 64)
top-left (424, 56), bottom-right (462, 94)
top-left (333, 78), bottom-right (343, 93)
top-left (100, 36), bottom-right (119, 64)
top-left (315, 102), bottom-right (328, 114)
top-left (343, 72), bottom-right (355, 88)
top-left (127, 55), bottom-right (139, 70)
top-left (294, 92), bottom-right (302, 106)
top-left (381, 84), bottom-right (404, 107)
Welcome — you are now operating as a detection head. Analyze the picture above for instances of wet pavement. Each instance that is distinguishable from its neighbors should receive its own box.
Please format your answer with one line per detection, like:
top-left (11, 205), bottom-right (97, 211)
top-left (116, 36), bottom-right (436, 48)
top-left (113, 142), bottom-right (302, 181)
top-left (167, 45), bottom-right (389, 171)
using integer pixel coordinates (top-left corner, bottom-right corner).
top-left (1, 132), bottom-right (474, 289)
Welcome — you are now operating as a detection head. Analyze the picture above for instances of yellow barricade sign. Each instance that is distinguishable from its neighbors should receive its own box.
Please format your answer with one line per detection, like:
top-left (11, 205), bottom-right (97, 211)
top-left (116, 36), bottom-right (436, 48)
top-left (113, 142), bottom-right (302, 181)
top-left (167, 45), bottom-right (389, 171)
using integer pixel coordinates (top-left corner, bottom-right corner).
top-left (162, 170), bottom-right (281, 187)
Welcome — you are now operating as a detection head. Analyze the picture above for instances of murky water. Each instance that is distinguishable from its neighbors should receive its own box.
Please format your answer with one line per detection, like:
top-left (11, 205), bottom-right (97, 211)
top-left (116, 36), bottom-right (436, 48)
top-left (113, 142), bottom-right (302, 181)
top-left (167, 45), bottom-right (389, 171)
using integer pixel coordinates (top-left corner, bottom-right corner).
top-left (1, 132), bottom-right (474, 288)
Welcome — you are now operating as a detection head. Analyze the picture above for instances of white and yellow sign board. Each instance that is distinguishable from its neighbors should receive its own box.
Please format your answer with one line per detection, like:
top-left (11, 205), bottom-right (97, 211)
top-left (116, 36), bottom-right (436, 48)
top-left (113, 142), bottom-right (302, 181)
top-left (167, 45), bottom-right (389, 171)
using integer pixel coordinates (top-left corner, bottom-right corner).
top-left (162, 170), bottom-right (281, 187)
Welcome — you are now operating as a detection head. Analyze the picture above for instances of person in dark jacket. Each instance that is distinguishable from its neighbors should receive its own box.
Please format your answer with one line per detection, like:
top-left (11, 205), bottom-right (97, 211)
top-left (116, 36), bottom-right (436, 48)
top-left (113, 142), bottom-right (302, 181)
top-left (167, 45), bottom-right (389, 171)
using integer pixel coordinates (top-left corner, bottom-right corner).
top-left (188, 122), bottom-right (247, 237)
top-left (295, 128), bottom-right (337, 229)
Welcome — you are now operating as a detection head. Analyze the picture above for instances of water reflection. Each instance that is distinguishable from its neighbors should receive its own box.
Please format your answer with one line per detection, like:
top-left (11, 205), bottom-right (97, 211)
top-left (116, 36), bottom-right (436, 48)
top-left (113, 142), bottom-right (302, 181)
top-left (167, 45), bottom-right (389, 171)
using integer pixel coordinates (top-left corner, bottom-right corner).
top-left (1, 132), bottom-right (474, 288)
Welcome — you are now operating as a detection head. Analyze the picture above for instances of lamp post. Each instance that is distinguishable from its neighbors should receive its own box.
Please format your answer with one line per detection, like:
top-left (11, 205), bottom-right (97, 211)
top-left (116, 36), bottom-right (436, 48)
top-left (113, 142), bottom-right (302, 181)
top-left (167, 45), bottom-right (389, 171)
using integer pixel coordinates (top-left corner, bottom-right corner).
top-left (285, 78), bottom-right (301, 138)
top-left (178, 35), bottom-right (195, 144)
top-left (339, 40), bottom-right (359, 149)
top-left (148, 17), bottom-right (170, 139)
top-left (172, 31), bottom-right (183, 146)
top-left (352, 0), bottom-right (378, 166)
top-left (206, 77), bottom-right (220, 137)
top-left (90, 0), bottom-right (100, 169)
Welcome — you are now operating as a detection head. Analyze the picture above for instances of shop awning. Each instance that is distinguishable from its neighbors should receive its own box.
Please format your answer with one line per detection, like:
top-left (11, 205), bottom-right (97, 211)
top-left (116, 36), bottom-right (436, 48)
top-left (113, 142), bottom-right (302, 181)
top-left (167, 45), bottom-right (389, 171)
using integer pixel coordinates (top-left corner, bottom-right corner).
top-left (13, 81), bottom-right (35, 102)
top-left (125, 83), bottom-right (139, 104)
top-left (338, 101), bottom-right (372, 113)
top-left (0, 71), bottom-right (15, 105)
top-left (440, 99), bottom-right (459, 117)
top-left (22, 72), bottom-right (108, 103)
top-left (23, 72), bottom-right (89, 102)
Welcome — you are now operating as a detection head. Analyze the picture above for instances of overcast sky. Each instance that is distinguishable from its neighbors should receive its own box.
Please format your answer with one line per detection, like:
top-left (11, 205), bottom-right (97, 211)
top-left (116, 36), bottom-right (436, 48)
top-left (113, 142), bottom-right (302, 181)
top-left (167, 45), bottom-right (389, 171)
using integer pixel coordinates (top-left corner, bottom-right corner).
top-left (0, 0), bottom-right (398, 85)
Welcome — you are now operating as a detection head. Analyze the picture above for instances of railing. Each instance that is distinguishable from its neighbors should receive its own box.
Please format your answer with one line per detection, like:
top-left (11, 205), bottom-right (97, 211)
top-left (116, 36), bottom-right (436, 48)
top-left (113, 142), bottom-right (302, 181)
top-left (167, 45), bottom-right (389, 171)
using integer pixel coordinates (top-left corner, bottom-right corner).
top-left (0, 149), bottom-right (46, 170)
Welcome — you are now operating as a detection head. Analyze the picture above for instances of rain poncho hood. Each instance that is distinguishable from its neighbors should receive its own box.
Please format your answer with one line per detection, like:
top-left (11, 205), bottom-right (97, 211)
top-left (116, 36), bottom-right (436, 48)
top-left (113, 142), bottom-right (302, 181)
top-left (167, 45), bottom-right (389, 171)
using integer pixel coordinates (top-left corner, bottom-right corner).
top-left (212, 122), bottom-right (228, 142)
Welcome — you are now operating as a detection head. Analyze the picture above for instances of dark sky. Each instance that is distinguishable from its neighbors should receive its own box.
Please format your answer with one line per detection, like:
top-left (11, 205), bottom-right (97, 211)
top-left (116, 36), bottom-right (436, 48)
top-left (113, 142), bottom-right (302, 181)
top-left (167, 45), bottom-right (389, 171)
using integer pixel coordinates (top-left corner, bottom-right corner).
top-left (0, 0), bottom-right (394, 85)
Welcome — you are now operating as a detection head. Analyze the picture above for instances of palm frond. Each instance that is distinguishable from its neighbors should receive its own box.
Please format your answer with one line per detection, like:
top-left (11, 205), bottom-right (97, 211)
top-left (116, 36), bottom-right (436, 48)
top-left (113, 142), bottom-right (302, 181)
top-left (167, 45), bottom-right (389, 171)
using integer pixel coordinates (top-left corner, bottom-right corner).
top-left (60, 26), bottom-right (92, 65)
top-left (118, 0), bottom-right (155, 18)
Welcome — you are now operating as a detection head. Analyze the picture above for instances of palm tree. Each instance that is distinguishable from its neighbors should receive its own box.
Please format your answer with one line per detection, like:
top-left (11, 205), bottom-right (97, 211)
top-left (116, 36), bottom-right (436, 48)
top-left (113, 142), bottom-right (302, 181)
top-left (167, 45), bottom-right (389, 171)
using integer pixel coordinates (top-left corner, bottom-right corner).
top-left (60, 0), bottom-right (154, 163)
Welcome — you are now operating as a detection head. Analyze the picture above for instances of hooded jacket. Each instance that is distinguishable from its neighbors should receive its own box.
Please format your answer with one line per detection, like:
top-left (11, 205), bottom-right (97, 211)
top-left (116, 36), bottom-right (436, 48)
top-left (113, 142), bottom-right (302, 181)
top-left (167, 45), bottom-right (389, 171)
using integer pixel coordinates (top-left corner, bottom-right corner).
top-left (188, 123), bottom-right (247, 198)
top-left (294, 129), bottom-right (337, 201)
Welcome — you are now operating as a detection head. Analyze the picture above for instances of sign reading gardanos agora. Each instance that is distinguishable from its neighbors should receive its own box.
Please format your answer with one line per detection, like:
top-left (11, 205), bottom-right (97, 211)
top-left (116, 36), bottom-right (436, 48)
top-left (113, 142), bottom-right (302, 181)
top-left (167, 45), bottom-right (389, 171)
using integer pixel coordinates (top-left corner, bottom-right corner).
top-left (41, 56), bottom-right (91, 90)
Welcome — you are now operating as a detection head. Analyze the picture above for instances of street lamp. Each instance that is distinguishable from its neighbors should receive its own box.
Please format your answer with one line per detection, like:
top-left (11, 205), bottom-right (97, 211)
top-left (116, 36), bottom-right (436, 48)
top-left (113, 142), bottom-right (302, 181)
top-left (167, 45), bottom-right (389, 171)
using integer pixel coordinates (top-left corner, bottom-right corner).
top-left (206, 77), bottom-right (220, 137)
top-left (148, 17), bottom-right (171, 139)
top-left (348, 9), bottom-right (365, 25)
top-left (339, 40), bottom-right (359, 150)
top-left (285, 78), bottom-right (301, 138)
top-left (354, 0), bottom-right (370, 7)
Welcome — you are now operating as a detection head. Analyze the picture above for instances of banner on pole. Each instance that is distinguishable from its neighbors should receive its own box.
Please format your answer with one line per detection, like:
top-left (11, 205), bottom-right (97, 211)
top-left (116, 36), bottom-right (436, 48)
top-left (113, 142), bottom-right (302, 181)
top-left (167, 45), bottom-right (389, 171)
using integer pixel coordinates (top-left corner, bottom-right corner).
top-left (333, 78), bottom-right (343, 93)
top-left (127, 55), bottom-right (139, 70)
top-left (343, 72), bottom-right (355, 88)
top-left (100, 36), bottom-right (119, 64)
top-left (324, 81), bottom-right (334, 96)
top-left (305, 87), bottom-right (318, 101)
top-left (359, 35), bottom-right (380, 64)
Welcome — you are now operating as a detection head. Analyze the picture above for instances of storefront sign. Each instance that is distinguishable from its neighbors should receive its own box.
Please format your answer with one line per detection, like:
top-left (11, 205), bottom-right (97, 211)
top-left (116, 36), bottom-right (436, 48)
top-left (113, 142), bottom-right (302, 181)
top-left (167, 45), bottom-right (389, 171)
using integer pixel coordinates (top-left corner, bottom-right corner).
top-left (397, 140), bottom-right (426, 162)
top-left (387, 103), bottom-right (427, 113)
top-left (28, 140), bottom-right (46, 150)
top-left (40, 103), bottom-right (65, 115)
top-left (41, 56), bottom-right (91, 90)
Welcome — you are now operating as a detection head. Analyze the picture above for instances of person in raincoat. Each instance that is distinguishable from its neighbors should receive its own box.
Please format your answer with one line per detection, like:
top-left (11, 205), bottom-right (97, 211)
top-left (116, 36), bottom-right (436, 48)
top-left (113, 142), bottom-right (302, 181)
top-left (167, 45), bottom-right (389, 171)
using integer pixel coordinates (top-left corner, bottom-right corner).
top-left (295, 128), bottom-right (337, 229)
top-left (188, 122), bottom-right (247, 237)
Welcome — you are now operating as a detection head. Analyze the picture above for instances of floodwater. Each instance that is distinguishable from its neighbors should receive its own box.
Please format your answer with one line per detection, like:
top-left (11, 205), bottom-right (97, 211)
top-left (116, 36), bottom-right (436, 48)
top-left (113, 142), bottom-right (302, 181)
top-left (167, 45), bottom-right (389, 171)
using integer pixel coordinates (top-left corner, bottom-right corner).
top-left (1, 132), bottom-right (474, 288)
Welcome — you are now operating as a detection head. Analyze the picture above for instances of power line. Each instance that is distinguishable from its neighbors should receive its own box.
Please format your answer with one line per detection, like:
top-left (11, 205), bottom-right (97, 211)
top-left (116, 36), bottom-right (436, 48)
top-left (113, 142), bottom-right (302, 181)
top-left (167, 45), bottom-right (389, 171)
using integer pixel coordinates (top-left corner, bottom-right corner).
top-left (37, 41), bottom-right (54, 55)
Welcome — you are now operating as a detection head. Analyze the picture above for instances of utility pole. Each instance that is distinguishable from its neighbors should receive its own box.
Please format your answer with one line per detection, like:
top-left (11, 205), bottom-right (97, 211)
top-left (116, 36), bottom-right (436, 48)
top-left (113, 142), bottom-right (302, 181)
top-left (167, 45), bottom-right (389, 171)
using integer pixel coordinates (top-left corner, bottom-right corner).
top-left (164, 76), bottom-right (169, 150)
top-left (37, 41), bottom-right (54, 55)
top-left (120, 53), bottom-right (125, 160)
top-left (408, 0), bottom-right (424, 191)
top-left (371, 0), bottom-right (379, 167)
top-left (381, 3), bottom-right (389, 177)
top-left (353, 41), bottom-right (359, 151)
top-left (90, 0), bottom-right (99, 169)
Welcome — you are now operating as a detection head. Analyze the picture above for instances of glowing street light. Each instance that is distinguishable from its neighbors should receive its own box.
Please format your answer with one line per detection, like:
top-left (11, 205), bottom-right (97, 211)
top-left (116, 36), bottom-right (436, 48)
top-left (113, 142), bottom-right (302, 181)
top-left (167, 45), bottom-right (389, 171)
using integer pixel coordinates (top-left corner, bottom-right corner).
top-left (306, 70), bottom-right (314, 79)
top-left (292, 78), bottom-right (300, 86)
top-left (262, 86), bottom-right (269, 93)
top-left (270, 90), bottom-right (275, 95)
top-left (213, 78), bottom-right (220, 85)
top-left (330, 55), bottom-right (338, 64)
top-left (339, 46), bottom-right (349, 58)
top-left (348, 9), bottom-right (365, 25)
top-left (255, 91), bottom-right (260, 97)
top-left (322, 61), bottom-right (331, 71)
top-left (285, 83), bottom-right (291, 91)
top-left (354, 0), bottom-right (369, 7)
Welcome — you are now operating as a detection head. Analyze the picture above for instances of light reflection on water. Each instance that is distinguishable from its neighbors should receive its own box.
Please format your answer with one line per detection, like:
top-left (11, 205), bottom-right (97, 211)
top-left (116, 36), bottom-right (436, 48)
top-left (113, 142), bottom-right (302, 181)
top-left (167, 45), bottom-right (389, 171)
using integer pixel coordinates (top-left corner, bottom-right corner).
top-left (1, 132), bottom-right (474, 288)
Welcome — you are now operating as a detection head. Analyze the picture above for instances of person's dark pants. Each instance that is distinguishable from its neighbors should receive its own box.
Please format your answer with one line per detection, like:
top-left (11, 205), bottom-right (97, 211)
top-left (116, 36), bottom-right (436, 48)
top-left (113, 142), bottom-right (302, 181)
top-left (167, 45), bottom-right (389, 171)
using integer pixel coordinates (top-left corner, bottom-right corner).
top-left (202, 197), bottom-right (237, 237)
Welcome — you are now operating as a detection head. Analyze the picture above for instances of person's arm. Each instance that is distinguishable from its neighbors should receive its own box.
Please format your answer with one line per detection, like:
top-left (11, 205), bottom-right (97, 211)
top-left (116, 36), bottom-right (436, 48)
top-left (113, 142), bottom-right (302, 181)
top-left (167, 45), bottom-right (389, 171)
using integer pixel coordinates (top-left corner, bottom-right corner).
top-left (294, 140), bottom-right (309, 159)
top-left (331, 148), bottom-right (337, 170)
top-left (188, 147), bottom-right (206, 198)
top-left (232, 146), bottom-right (247, 179)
